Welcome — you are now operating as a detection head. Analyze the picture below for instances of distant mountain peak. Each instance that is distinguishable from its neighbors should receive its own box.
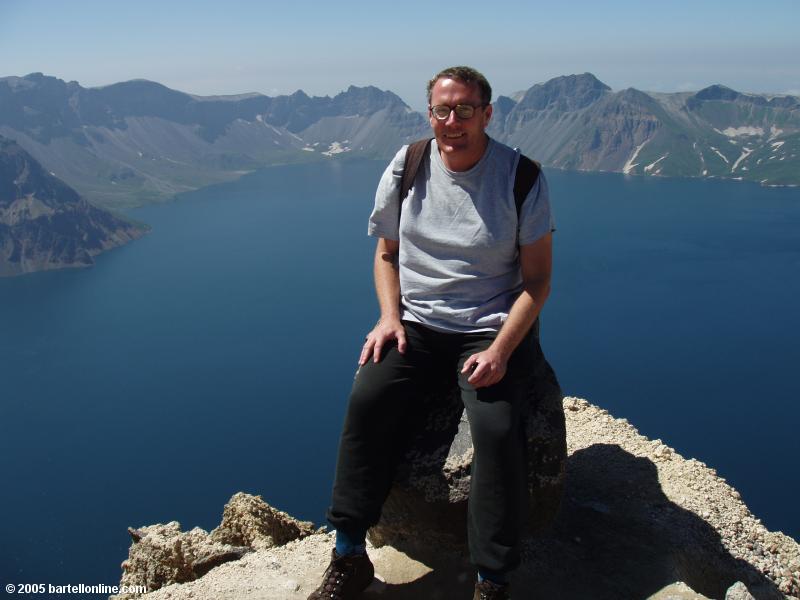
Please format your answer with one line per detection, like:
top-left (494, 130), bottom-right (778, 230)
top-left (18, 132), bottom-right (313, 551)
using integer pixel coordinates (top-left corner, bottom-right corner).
top-left (517, 73), bottom-right (611, 111)
top-left (543, 73), bottom-right (611, 91)
top-left (333, 85), bottom-right (408, 112)
top-left (692, 84), bottom-right (741, 102)
top-left (493, 95), bottom-right (517, 112)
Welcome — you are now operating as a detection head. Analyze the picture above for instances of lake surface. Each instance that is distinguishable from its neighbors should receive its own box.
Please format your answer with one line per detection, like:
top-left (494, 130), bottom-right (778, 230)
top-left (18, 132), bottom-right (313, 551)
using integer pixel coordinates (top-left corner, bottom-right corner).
top-left (1, 160), bottom-right (798, 594)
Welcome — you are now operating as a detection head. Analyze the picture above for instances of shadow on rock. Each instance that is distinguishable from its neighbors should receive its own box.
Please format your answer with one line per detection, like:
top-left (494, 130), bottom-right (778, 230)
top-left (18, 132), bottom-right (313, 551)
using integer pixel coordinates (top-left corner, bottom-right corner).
top-left (363, 559), bottom-right (475, 600)
top-left (518, 443), bottom-right (784, 600)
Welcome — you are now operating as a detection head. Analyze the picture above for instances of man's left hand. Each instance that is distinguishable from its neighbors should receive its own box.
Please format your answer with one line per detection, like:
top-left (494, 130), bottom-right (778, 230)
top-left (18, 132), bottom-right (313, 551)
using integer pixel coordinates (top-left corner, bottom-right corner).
top-left (461, 347), bottom-right (508, 389)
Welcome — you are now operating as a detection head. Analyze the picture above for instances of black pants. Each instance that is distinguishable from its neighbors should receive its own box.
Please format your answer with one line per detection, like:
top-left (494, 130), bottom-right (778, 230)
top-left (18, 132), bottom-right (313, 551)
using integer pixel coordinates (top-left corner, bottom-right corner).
top-left (326, 320), bottom-right (536, 573)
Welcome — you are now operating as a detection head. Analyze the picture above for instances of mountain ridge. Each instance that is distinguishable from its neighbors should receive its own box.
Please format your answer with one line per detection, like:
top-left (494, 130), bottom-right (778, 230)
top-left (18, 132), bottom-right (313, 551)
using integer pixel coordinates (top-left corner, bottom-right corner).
top-left (1, 72), bottom-right (797, 209)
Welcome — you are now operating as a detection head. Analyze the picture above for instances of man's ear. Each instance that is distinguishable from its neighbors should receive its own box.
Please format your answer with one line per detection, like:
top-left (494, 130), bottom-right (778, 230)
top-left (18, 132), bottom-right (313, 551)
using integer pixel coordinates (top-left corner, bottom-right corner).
top-left (483, 103), bottom-right (493, 127)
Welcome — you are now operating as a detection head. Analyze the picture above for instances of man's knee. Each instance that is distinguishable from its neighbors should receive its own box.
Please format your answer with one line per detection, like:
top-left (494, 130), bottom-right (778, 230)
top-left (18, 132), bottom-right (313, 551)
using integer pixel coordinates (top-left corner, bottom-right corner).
top-left (468, 405), bottom-right (520, 452)
top-left (345, 353), bottom-right (420, 424)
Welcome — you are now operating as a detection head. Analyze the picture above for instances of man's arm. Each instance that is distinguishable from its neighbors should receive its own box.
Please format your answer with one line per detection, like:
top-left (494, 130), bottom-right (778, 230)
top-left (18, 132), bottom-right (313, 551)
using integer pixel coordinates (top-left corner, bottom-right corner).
top-left (461, 233), bottom-right (553, 388)
top-left (358, 237), bottom-right (407, 366)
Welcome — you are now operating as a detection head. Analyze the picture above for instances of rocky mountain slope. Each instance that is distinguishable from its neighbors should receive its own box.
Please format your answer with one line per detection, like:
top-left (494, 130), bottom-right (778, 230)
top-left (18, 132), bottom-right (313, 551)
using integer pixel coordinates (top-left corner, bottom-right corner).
top-left (1, 73), bottom-right (796, 210)
top-left (489, 74), bottom-right (800, 186)
top-left (0, 135), bottom-right (145, 276)
top-left (111, 398), bottom-right (799, 600)
top-left (0, 73), bottom-right (428, 208)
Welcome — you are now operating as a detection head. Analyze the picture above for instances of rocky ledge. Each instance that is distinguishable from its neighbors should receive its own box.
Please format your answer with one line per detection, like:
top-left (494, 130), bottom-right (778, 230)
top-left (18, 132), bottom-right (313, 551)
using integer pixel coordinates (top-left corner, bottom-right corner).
top-left (112, 398), bottom-right (799, 600)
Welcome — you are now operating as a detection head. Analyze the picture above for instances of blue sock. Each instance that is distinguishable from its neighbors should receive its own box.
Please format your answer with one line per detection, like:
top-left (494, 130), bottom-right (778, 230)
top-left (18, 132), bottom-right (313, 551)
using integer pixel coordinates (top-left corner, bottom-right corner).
top-left (335, 528), bottom-right (367, 556)
top-left (478, 569), bottom-right (508, 585)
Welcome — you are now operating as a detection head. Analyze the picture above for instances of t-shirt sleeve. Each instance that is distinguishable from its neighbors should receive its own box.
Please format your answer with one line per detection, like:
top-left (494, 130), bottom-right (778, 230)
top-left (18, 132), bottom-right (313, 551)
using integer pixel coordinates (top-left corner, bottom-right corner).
top-left (367, 146), bottom-right (407, 241)
top-left (517, 169), bottom-right (556, 246)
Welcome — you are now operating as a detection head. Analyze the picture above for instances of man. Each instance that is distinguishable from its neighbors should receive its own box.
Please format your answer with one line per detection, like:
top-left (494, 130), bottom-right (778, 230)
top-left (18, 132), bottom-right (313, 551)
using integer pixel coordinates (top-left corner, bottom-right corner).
top-left (308, 66), bottom-right (554, 600)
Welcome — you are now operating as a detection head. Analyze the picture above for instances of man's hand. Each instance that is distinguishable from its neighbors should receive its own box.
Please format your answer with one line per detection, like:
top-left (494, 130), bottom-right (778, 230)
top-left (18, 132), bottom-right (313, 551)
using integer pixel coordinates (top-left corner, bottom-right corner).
top-left (461, 345), bottom-right (508, 388)
top-left (460, 234), bottom-right (552, 389)
top-left (359, 317), bottom-right (407, 366)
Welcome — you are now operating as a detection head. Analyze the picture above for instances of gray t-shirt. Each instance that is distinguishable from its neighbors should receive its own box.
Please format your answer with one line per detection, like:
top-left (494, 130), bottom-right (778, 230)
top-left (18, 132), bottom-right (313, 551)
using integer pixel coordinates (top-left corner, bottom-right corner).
top-left (368, 137), bottom-right (554, 333)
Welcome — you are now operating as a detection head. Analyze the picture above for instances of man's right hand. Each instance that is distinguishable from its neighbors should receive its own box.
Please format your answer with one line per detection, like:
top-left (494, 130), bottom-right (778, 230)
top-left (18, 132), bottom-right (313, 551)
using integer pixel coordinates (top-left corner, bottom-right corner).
top-left (359, 317), bottom-right (407, 365)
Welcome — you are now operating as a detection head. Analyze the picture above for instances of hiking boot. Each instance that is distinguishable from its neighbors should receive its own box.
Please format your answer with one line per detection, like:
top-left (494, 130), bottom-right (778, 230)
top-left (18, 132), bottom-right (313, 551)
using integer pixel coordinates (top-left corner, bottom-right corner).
top-left (307, 549), bottom-right (374, 600)
top-left (473, 579), bottom-right (511, 600)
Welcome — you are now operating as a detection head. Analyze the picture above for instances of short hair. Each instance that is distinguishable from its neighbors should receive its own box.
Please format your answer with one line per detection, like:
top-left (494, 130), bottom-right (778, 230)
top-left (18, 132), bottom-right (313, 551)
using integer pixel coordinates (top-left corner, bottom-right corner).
top-left (427, 66), bottom-right (492, 107)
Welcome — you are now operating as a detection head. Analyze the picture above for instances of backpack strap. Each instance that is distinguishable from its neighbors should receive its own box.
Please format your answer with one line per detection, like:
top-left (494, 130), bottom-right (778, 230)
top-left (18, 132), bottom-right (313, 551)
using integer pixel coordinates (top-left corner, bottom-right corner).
top-left (400, 138), bottom-right (433, 202)
top-left (513, 153), bottom-right (541, 219)
top-left (513, 153), bottom-right (543, 339)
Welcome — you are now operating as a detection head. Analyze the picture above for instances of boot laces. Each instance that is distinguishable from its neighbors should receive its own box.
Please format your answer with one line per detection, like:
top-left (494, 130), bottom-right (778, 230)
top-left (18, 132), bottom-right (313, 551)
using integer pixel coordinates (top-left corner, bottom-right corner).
top-left (320, 560), bottom-right (351, 597)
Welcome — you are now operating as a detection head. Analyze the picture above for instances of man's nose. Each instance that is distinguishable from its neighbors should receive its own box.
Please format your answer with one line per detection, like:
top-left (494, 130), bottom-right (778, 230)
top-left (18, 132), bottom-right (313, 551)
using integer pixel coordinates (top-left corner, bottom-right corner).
top-left (445, 109), bottom-right (459, 126)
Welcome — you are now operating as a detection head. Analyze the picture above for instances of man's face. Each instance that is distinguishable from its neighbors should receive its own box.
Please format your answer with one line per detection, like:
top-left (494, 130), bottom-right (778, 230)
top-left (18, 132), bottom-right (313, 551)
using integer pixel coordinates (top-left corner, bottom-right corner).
top-left (428, 77), bottom-right (492, 171)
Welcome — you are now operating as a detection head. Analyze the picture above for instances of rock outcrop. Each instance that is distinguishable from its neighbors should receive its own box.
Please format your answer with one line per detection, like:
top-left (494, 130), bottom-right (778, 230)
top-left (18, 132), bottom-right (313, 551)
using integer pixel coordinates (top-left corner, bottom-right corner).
top-left (112, 399), bottom-right (800, 599)
top-left (115, 493), bottom-right (315, 598)
top-left (210, 492), bottom-right (317, 551)
top-left (0, 135), bottom-right (145, 276)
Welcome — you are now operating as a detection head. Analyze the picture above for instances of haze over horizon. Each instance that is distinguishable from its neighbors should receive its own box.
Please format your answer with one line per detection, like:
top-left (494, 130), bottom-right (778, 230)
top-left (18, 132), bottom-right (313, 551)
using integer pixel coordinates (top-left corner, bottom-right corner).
top-left (1, 0), bottom-right (798, 112)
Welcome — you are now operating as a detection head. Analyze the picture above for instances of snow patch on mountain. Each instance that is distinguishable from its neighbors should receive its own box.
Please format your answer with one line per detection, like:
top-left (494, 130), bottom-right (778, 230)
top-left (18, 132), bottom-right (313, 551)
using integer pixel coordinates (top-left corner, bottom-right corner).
top-left (717, 126), bottom-right (764, 138)
top-left (731, 147), bottom-right (753, 172)
top-left (710, 147), bottom-right (730, 164)
top-left (322, 141), bottom-right (351, 156)
top-left (644, 154), bottom-right (668, 173)
top-left (768, 126), bottom-right (784, 141)
top-left (623, 140), bottom-right (649, 174)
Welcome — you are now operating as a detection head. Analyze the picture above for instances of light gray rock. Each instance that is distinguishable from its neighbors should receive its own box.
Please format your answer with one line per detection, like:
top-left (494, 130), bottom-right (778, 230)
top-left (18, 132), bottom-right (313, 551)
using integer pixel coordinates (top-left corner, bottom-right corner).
top-left (726, 581), bottom-right (757, 600)
top-left (116, 522), bottom-right (249, 597)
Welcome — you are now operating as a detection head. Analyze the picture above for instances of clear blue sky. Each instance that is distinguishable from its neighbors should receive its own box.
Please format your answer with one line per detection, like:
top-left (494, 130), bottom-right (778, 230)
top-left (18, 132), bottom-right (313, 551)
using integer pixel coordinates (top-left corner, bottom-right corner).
top-left (1, 0), bottom-right (798, 111)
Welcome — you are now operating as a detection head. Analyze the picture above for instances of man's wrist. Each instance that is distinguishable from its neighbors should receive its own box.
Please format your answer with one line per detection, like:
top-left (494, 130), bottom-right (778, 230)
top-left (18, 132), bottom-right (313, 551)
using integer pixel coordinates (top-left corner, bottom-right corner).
top-left (488, 339), bottom-right (512, 362)
top-left (377, 314), bottom-right (402, 326)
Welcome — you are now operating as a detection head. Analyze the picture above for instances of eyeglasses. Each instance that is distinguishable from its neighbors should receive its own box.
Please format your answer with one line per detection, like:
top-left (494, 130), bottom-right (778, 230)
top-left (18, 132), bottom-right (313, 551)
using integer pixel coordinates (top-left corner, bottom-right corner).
top-left (429, 104), bottom-right (485, 121)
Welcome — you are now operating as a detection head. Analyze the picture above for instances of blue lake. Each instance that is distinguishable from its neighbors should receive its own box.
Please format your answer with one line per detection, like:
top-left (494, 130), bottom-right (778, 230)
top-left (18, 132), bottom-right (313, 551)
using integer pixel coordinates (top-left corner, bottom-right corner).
top-left (1, 160), bottom-right (798, 593)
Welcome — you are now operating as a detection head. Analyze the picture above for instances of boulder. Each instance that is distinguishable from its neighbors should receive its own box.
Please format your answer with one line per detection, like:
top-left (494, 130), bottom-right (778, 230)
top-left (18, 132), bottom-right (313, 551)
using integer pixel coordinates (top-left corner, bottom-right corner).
top-left (210, 491), bottom-right (316, 550)
top-left (726, 581), bottom-right (757, 600)
top-left (367, 337), bottom-right (566, 558)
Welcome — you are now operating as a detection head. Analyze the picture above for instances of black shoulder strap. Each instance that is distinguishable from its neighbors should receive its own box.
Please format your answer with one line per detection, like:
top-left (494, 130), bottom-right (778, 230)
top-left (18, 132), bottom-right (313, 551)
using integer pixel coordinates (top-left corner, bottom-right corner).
top-left (514, 154), bottom-right (543, 339)
top-left (400, 138), bottom-right (433, 202)
top-left (513, 154), bottom-right (541, 218)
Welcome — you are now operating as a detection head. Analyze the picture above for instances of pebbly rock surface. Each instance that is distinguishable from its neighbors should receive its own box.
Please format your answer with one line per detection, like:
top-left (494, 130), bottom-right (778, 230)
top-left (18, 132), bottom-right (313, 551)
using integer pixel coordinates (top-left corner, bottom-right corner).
top-left (518, 398), bottom-right (799, 599)
top-left (111, 398), bottom-right (800, 600)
